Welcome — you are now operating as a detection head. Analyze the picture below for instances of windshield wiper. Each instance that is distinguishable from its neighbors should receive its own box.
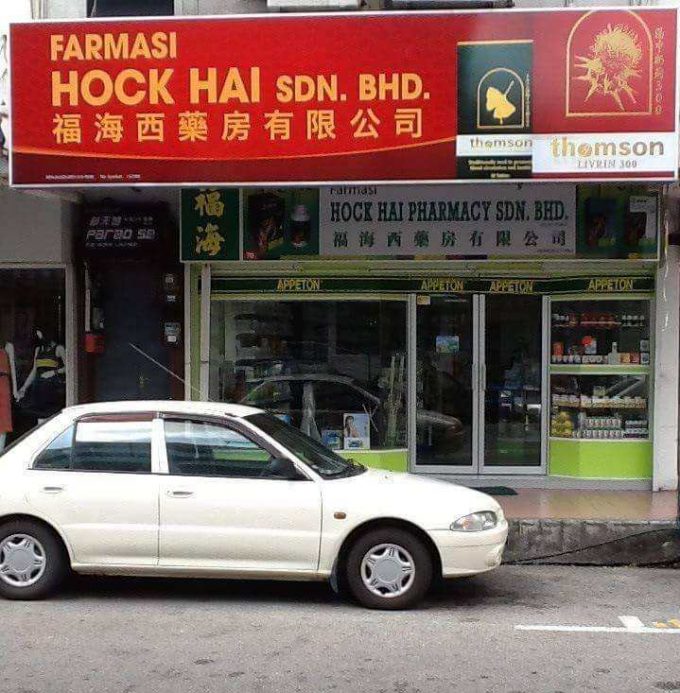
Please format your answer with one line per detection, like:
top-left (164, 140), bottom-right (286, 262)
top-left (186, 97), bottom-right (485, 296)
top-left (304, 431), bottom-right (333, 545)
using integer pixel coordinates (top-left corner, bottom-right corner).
top-left (324, 461), bottom-right (366, 479)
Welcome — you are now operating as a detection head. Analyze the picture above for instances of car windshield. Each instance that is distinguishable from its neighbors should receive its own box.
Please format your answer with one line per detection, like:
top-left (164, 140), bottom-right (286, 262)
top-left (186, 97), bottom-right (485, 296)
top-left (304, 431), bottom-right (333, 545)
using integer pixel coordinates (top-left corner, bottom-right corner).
top-left (246, 412), bottom-right (365, 479)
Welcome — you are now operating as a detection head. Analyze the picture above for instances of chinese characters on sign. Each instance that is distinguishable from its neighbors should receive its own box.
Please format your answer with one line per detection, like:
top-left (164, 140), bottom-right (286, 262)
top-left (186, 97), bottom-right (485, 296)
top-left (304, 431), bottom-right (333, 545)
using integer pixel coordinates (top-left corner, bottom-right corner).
top-left (180, 189), bottom-right (240, 262)
top-left (81, 211), bottom-right (161, 258)
top-left (318, 185), bottom-right (576, 257)
top-left (10, 9), bottom-right (677, 185)
top-left (180, 184), bottom-right (658, 262)
top-left (48, 108), bottom-right (423, 145)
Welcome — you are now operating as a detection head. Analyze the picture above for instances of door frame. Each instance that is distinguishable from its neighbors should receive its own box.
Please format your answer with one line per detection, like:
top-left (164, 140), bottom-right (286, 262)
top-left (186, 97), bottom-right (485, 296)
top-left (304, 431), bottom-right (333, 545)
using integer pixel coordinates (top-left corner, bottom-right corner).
top-left (409, 293), bottom-right (547, 476)
top-left (408, 293), bottom-right (481, 475)
top-left (477, 294), bottom-right (548, 476)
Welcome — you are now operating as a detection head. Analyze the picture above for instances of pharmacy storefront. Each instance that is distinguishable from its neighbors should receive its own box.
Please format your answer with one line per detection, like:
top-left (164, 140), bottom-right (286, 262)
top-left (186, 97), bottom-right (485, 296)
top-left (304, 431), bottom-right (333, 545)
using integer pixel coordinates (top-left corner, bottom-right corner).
top-left (182, 183), bottom-right (663, 488)
top-left (9, 8), bottom-right (679, 488)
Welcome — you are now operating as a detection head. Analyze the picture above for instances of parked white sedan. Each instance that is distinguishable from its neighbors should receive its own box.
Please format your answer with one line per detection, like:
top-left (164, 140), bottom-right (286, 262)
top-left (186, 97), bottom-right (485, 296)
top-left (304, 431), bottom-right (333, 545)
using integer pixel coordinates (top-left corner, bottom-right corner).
top-left (0, 401), bottom-right (507, 609)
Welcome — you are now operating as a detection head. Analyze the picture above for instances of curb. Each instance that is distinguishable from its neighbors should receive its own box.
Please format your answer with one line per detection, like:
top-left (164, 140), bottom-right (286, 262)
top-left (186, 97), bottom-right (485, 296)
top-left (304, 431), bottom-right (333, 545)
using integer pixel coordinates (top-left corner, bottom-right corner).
top-left (503, 519), bottom-right (680, 566)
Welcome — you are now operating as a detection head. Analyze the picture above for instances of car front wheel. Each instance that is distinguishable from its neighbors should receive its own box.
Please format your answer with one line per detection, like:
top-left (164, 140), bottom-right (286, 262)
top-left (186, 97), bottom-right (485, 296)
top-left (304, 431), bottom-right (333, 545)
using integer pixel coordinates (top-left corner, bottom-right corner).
top-left (0, 521), bottom-right (68, 600)
top-left (345, 528), bottom-right (433, 610)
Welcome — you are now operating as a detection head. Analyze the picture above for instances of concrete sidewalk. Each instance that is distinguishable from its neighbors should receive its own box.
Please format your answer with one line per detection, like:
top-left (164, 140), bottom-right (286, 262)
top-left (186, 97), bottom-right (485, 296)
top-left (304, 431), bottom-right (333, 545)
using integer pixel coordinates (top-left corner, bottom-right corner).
top-left (493, 489), bottom-right (679, 566)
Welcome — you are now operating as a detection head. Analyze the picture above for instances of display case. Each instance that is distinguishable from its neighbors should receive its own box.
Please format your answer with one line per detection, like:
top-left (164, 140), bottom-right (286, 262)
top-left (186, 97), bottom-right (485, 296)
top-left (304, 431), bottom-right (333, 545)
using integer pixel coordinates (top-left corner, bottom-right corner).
top-left (548, 297), bottom-right (652, 479)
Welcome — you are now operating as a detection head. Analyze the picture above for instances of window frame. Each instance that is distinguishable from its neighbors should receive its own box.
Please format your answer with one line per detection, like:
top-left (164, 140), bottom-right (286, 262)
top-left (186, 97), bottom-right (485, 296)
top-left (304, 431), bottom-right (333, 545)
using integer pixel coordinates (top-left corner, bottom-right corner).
top-left (158, 413), bottom-right (313, 481)
top-left (29, 412), bottom-right (161, 475)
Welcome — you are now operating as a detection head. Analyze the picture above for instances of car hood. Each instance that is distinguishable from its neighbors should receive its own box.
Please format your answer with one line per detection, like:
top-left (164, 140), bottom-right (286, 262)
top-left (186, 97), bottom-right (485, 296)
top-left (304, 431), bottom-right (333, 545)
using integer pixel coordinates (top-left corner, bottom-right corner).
top-left (323, 468), bottom-right (503, 530)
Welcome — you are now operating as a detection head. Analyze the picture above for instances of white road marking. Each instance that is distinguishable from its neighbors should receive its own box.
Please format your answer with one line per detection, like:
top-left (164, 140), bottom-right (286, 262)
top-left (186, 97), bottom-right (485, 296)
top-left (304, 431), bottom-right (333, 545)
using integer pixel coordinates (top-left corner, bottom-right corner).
top-left (618, 616), bottom-right (645, 632)
top-left (516, 615), bottom-right (680, 635)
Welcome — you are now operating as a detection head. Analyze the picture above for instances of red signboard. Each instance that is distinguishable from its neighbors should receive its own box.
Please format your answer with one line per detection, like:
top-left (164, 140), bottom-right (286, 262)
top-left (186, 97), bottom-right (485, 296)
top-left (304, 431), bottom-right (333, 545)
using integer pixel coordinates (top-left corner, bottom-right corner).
top-left (9, 8), bottom-right (678, 186)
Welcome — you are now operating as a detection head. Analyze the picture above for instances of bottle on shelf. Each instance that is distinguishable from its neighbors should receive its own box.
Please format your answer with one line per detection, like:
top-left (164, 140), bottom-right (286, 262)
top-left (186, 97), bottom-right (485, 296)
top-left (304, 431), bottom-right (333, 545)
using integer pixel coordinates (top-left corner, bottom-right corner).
top-left (608, 342), bottom-right (620, 365)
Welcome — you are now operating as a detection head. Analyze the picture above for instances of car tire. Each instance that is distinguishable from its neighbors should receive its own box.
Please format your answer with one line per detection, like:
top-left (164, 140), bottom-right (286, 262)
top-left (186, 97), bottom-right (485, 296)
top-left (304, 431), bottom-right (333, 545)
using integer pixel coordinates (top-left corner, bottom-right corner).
top-left (0, 520), bottom-right (68, 600)
top-left (345, 527), bottom-right (433, 610)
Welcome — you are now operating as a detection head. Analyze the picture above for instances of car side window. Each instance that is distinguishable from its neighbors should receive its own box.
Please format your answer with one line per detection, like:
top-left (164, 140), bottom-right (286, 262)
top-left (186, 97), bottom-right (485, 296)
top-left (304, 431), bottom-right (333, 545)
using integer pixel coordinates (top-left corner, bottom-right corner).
top-left (71, 416), bottom-right (153, 474)
top-left (164, 419), bottom-right (276, 479)
top-left (33, 426), bottom-right (75, 470)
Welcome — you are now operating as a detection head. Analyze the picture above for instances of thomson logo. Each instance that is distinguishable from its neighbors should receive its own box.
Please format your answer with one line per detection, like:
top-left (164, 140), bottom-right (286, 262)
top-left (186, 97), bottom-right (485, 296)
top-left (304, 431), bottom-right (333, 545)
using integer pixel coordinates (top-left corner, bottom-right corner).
top-left (469, 136), bottom-right (532, 151)
top-left (550, 136), bottom-right (665, 159)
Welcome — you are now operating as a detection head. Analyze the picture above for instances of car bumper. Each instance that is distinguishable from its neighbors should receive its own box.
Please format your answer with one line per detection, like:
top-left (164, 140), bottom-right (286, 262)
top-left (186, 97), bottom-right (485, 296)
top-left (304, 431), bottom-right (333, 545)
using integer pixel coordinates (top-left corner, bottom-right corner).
top-left (428, 522), bottom-right (509, 577)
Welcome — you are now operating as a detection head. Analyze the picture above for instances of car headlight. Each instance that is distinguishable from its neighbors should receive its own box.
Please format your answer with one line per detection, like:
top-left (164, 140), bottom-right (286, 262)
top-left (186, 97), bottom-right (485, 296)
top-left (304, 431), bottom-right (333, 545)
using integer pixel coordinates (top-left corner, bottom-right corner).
top-left (450, 511), bottom-right (498, 532)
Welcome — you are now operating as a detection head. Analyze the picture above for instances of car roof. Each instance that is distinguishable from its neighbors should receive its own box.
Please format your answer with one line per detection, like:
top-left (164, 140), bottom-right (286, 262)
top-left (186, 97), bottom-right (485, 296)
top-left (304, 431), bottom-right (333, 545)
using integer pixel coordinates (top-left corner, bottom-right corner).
top-left (62, 400), bottom-right (263, 419)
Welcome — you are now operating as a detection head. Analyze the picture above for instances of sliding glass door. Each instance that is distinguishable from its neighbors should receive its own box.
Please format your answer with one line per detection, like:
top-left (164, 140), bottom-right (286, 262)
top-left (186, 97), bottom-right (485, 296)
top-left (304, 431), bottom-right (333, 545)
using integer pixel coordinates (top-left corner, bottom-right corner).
top-left (413, 295), bottom-right (478, 472)
top-left (413, 293), bottom-right (545, 474)
top-left (480, 295), bottom-right (545, 472)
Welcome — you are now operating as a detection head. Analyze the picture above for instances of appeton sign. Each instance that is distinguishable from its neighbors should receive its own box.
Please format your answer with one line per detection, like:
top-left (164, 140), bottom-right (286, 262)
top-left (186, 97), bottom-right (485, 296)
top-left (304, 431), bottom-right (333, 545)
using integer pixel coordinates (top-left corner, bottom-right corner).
top-left (8, 8), bottom-right (678, 186)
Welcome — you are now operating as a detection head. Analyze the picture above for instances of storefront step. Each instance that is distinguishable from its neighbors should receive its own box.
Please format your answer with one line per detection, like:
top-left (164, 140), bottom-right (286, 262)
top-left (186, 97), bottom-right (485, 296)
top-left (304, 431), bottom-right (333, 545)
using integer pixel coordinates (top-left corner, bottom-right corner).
top-left (503, 519), bottom-right (679, 567)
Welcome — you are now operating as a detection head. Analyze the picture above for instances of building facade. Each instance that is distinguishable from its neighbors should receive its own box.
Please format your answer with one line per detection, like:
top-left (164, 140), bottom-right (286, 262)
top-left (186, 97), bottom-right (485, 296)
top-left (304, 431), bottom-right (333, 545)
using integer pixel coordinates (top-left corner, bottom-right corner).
top-left (1, 0), bottom-right (678, 495)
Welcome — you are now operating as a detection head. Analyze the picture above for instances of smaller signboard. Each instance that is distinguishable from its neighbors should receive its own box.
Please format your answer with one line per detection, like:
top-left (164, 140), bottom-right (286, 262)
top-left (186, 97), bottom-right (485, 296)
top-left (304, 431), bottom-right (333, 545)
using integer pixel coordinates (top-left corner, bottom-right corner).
top-left (80, 210), bottom-right (162, 258)
top-left (180, 188), bottom-right (239, 262)
top-left (180, 184), bottom-right (659, 262)
top-left (319, 184), bottom-right (575, 257)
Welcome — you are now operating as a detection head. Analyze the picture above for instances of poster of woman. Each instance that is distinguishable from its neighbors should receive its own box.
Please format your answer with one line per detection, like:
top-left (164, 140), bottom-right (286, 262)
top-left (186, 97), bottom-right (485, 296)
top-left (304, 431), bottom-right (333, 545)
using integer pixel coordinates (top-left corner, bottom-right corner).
top-left (343, 412), bottom-right (370, 450)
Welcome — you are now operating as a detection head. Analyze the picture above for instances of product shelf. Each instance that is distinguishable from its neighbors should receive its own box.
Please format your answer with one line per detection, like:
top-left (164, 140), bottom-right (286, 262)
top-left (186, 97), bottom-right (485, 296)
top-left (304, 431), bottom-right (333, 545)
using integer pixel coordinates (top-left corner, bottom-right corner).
top-left (552, 402), bottom-right (647, 410)
top-left (549, 436), bottom-right (649, 443)
top-left (549, 364), bottom-right (650, 375)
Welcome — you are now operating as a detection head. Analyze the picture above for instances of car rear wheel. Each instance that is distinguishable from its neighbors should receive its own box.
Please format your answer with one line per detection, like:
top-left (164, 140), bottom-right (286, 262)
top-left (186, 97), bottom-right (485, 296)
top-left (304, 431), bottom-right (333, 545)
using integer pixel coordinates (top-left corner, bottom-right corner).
top-left (345, 528), bottom-right (433, 610)
top-left (0, 521), bottom-right (68, 600)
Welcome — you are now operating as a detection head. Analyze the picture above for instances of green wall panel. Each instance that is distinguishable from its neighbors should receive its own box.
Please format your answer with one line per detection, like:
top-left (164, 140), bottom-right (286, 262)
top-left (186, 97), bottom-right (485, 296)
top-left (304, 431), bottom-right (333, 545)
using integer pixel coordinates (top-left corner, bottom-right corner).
top-left (338, 450), bottom-right (408, 473)
top-left (549, 439), bottom-right (652, 479)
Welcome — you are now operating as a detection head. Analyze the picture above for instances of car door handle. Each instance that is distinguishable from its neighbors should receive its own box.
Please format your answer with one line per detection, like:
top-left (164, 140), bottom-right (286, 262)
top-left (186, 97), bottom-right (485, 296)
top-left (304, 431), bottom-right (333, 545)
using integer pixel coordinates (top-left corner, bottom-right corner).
top-left (42, 486), bottom-right (64, 494)
top-left (167, 490), bottom-right (194, 498)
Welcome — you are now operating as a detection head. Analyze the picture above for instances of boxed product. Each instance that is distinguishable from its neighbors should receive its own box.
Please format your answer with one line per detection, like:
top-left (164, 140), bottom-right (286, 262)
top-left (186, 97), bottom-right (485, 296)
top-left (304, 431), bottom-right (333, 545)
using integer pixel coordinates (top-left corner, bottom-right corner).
top-left (246, 192), bottom-right (286, 259)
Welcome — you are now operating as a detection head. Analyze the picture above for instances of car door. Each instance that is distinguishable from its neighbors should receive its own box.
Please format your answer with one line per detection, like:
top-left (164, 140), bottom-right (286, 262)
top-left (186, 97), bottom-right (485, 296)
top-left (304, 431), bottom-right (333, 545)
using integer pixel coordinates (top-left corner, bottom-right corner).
top-left (158, 416), bottom-right (322, 573)
top-left (24, 413), bottom-right (160, 567)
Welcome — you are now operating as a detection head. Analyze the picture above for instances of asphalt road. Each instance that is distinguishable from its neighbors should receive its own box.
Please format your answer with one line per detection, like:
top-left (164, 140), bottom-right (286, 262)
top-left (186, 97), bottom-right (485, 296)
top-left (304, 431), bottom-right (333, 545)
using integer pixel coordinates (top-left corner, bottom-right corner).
top-left (1, 566), bottom-right (680, 693)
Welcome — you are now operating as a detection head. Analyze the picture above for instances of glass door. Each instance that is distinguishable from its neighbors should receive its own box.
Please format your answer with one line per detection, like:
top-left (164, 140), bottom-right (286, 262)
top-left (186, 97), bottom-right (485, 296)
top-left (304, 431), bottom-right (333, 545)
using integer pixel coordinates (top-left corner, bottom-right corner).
top-left (413, 295), bottom-right (477, 472)
top-left (480, 295), bottom-right (545, 472)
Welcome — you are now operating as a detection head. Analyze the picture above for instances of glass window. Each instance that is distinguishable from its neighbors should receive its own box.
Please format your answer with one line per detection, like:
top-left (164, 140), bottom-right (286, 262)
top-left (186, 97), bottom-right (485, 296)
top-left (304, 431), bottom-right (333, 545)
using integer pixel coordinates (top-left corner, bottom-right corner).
top-left (164, 419), bottom-right (274, 478)
top-left (72, 418), bottom-right (153, 473)
top-left (550, 299), bottom-right (650, 366)
top-left (33, 426), bottom-right (74, 470)
top-left (484, 295), bottom-right (543, 468)
top-left (415, 296), bottom-right (473, 467)
top-left (550, 374), bottom-right (649, 440)
top-left (0, 269), bottom-right (66, 446)
top-left (87, 0), bottom-right (173, 16)
top-left (550, 298), bottom-right (651, 444)
top-left (210, 300), bottom-right (407, 452)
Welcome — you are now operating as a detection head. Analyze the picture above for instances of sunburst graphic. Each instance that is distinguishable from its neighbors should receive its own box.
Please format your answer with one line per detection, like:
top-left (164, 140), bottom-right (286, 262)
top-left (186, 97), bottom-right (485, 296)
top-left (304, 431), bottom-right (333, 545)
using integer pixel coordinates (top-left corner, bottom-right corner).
top-left (574, 23), bottom-right (642, 111)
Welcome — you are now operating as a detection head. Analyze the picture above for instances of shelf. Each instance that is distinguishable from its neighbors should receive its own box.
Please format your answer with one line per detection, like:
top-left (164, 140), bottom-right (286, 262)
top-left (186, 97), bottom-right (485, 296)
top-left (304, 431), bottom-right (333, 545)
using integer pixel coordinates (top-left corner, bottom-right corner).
top-left (549, 436), bottom-right (650, 443)
top-left (549, 364), bottom-right (650, 375)
top-left (552, 323), bottom-right (646, 330)
top-left (552, 403), bottom-right (647, 411)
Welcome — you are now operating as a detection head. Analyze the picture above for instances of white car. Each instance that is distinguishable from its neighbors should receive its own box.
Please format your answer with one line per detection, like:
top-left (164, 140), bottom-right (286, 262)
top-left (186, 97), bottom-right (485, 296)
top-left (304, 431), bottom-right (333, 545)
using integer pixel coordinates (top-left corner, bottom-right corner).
top-left (0, 401), bottom-right (507, 609)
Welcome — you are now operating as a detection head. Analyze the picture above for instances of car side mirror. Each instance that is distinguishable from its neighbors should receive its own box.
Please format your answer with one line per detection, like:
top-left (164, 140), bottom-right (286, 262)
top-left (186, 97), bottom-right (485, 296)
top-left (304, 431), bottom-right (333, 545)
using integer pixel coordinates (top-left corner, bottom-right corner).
top-left (268, 457), bottom-right (305, 481)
